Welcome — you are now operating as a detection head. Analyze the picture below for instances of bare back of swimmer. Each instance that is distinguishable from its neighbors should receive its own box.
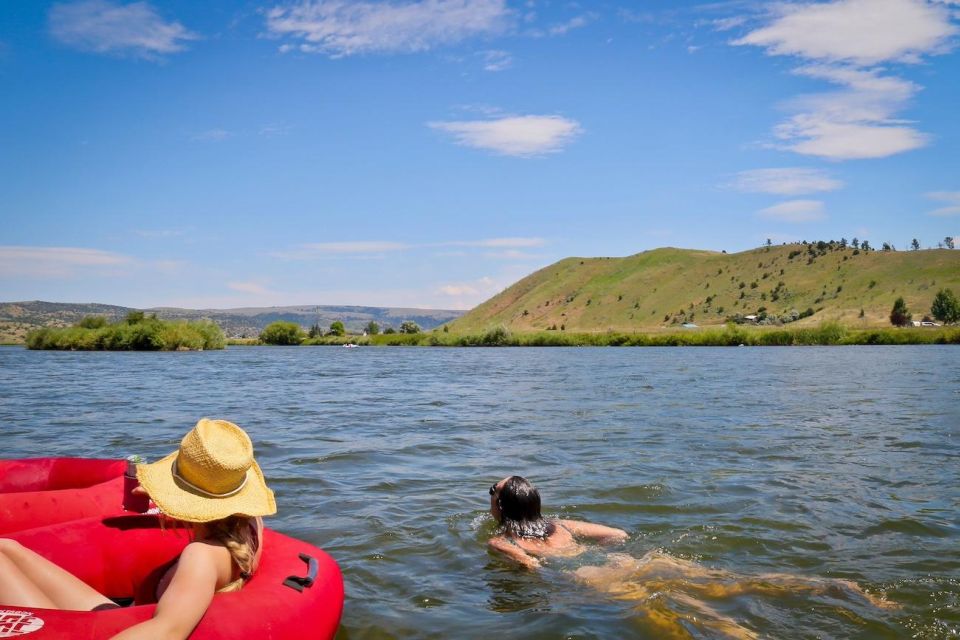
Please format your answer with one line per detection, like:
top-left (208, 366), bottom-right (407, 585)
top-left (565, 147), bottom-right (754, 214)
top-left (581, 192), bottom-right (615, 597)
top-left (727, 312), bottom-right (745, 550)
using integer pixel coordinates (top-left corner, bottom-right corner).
top-left (485, 476), bottom-right (896, 640)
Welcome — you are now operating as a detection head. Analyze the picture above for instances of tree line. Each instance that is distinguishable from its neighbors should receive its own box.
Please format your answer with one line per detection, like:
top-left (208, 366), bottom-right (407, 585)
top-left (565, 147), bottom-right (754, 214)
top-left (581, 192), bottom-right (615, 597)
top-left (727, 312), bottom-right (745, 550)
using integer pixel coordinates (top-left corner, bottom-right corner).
top-left (259, 319), bottom-right (423, 345)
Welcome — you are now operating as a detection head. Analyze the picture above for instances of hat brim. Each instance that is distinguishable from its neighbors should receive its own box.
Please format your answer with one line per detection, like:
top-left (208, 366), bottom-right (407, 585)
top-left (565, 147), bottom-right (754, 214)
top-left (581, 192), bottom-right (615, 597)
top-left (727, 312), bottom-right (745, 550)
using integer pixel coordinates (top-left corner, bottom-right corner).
top-left (137, 451), bottom-right (277, 523)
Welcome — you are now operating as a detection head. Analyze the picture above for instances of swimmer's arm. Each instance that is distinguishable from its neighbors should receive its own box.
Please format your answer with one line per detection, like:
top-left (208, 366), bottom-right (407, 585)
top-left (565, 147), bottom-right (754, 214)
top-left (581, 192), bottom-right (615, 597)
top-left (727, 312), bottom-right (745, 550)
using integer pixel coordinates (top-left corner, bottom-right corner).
top-left (559, 519), bottom-right (628, 543)
top-left (488, 536), bottom-right (541, 570)
top-left (109, 543), bottom-right (218, 640)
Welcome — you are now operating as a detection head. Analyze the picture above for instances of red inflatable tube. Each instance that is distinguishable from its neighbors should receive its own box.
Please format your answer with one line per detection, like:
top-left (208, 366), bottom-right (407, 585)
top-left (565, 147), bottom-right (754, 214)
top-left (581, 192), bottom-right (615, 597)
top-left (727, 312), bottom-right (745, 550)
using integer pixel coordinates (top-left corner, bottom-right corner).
top-left (0, 459), bottom-right (128, 535)
top-left (1, 515), bottom-right (343, 639)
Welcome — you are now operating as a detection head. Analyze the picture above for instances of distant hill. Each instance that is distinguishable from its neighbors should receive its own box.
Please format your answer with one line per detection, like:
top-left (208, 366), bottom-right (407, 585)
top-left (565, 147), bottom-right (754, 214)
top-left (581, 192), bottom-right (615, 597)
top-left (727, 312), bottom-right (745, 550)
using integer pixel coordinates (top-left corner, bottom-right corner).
top-left (446, 244), bottom-right (960, 333)
top-left (0, 301), bottom-right (464, 343)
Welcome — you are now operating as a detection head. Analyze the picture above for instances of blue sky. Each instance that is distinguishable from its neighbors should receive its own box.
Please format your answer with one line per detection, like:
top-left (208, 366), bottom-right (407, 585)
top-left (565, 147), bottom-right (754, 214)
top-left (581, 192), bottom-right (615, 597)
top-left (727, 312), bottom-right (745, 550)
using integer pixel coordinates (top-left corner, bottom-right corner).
top-left (1, 0), bottom-right (958, 310)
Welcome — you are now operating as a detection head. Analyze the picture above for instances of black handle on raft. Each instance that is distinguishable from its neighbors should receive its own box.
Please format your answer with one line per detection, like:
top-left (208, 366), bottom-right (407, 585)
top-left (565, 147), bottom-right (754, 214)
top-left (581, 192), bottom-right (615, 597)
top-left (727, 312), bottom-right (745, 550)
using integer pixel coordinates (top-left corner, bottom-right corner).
top-left (283, 553), bottom-right (319, 593)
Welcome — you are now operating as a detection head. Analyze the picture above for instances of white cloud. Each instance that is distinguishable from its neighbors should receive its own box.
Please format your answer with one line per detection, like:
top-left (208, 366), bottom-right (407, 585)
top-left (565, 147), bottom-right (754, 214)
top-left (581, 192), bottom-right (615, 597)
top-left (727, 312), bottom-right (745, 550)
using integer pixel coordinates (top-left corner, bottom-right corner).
top-left (772, 65), bottom-right (928, 159)
top-left (429, 115), bottom-right (582, 156)
top-left (731, 168), bottom-right (843, 195)
top-left (0, 246), bottom-right (132, 278)
top-left (48, 0), bottom-right (196, 59)
top-left (732, 0), bottom-right (957, 65)
top-left (757, 199), bottom-right (827, 222)
top-left (479, 49), bottom-right (512, 71)
top-left (264, 0), bottom-right (509, 58)
top-left (926, 191), bottom-right (960, 216)
top-left (730, 0), bottom-right (957, 161)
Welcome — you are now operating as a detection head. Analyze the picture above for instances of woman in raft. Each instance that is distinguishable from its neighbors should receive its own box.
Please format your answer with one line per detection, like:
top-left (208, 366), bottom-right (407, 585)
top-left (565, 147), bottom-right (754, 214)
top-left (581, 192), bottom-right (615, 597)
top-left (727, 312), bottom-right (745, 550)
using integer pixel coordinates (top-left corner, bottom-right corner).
top-left (0, 418), bottom-right (276, 640)
top-left (487, 475), bottom-right (895, 640)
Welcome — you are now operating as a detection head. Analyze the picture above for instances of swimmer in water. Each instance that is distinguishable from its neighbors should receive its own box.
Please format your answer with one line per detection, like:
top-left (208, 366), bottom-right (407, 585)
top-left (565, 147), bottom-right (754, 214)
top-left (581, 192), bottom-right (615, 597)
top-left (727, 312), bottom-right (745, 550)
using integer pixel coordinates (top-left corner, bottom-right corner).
top-left (487, 475), bottom-right (627, 569)
top-left (487, 476), bottom-right (896, 640)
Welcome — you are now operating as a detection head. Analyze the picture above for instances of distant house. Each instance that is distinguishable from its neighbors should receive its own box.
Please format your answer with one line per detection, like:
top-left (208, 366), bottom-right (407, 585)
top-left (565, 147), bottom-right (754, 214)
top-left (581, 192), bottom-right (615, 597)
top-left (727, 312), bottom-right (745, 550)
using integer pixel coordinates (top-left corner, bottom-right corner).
top-left (743, 315), bottom-right (758, 322)
top-left (911, 320), bottom-right (922, 327)
top-left (681, 323), bottom-right (698, 329)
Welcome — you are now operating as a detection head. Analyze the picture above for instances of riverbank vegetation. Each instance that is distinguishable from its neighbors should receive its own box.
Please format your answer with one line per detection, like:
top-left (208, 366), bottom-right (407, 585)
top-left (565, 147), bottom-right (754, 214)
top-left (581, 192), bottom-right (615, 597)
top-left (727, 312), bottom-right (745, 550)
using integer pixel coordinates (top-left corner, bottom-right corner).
top-left (234, 322), bottom-right (960, 347)
top-left (25, 312), bottom-right (225, 350)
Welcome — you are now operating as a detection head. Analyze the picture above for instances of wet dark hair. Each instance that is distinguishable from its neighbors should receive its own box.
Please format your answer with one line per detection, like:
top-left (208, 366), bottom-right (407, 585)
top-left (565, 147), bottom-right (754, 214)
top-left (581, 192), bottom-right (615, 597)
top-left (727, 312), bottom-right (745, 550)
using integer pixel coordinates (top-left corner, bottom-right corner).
top-left (495, 476), bottom-right (555, 539)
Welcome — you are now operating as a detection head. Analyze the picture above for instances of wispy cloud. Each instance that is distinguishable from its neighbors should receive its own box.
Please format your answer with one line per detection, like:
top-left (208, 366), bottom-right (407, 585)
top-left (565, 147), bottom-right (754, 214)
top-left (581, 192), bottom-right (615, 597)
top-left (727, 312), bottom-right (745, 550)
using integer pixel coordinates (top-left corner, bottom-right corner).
top-left (926, 191), bottom-right (960, 216)
top-left (303, 241), bottom-right (410, 253)
top-left (272, 237), bottom-right (546, 260)
top-left (731, 0), bottom-right (958, 160)
top-left (478, 48), bottom-right (512, 71)
top-left (265, 0), bottom-right (510, 57)
top-left (730, 168), bottom-right (843, 195)
top-left (435, 275), bottom-right (508, 308)
top-left (531, 12), bottom-right (596, 37)
top-left (757, 199), bottom-right (826, 223)
top-left (48, 0), bottom-right (197, 59)
top-left (453, 237), bottom-right (545, 248)
top-left (712, 16), bottom-right (746, 32)
top-left (191, 128), bottom-right (234, 142)
top-left (0, 245), bottom-right (133, 278)
top-left (429, 114), bottom-right (582, 157)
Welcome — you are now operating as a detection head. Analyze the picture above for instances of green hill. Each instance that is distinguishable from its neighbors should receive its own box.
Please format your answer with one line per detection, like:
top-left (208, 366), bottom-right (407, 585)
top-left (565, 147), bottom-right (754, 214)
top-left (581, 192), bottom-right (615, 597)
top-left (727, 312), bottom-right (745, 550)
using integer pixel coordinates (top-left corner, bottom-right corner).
top-left (447, 244), bottom-right (960, 333)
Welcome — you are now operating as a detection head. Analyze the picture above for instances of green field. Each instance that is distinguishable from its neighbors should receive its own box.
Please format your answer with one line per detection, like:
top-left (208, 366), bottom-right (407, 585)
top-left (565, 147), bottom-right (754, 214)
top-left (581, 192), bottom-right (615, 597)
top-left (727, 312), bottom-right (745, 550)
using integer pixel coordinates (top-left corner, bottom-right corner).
top-left (445, 243), bottom-right (960, 333)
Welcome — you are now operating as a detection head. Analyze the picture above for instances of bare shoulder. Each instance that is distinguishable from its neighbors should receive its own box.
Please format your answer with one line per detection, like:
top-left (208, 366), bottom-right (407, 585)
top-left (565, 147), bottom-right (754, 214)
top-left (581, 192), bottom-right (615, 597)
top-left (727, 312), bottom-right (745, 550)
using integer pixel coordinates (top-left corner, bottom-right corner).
top-left (179, 541), bottom-right (230, 571)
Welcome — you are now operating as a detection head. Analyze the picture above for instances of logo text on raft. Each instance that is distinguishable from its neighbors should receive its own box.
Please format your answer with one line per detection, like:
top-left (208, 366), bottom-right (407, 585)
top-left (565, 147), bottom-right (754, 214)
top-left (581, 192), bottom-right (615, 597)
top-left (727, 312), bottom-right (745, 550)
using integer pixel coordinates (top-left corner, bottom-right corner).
top-left (0, 611), bottom-right (44, 637)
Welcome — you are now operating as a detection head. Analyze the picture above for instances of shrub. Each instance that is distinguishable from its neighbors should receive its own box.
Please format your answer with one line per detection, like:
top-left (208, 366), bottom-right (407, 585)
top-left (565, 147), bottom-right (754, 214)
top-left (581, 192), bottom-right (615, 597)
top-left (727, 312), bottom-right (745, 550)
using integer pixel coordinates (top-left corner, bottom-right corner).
top-left (399, 321), bottom-right (421, 334)
top-left (480, 325), bottom-right (511, 346)
top-left (260, 321), bottom-right (305, 345)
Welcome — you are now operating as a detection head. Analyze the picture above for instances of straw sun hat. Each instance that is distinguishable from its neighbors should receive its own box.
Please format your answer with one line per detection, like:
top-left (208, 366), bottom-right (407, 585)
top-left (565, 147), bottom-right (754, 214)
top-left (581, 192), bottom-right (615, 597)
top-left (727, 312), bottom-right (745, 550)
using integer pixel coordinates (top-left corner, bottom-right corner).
top-left (137, 418), bottom-right (276, 523)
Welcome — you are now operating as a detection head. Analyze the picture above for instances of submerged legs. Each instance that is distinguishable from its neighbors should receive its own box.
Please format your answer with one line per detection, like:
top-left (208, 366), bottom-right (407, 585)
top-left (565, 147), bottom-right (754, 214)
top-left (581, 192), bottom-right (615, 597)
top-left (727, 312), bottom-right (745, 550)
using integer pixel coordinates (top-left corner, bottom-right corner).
top-left (573, 551), bottom-right (895, 639)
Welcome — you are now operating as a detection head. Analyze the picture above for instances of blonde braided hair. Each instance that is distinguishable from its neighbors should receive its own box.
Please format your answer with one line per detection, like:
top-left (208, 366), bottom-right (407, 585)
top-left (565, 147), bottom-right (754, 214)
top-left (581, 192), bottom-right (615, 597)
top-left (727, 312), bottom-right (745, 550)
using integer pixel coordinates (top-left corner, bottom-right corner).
top-left (204, 515), bottom-right (258, 592)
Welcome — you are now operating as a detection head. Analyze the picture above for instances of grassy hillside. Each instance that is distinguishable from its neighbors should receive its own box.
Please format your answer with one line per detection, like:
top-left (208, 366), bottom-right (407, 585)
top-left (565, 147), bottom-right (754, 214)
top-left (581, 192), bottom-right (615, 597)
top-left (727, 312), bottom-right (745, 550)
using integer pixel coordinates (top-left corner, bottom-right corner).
top-left (447, 244), bottom-right (960, 333)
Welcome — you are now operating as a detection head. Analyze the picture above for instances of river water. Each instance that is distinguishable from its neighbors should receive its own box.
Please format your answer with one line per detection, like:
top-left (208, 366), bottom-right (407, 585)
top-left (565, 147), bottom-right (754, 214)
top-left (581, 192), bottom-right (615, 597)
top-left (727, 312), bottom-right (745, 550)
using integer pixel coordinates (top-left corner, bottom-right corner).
top-left (1, 346), bottom-right (958, 639)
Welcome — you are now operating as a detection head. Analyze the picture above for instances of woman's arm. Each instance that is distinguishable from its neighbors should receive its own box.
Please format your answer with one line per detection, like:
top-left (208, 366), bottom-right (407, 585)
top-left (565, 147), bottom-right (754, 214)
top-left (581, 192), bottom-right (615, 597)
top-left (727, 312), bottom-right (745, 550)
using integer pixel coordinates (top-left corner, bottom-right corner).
top-left (559, 519), bottom-right (628, 543)
top-left (109, 543), bottom-right (220, 640)
top-left (488, 536), bottom-right (541, 570)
